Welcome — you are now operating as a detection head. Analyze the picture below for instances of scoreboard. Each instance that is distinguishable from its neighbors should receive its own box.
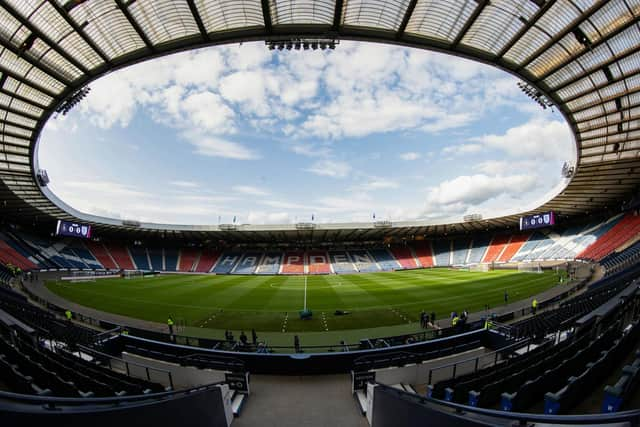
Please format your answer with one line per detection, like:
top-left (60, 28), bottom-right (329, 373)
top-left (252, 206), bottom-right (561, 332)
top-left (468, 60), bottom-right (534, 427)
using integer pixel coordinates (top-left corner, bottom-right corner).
top-left (520, 211), bottom-right (555, 231)
top-left (56, 220), bottom-right (92, 239)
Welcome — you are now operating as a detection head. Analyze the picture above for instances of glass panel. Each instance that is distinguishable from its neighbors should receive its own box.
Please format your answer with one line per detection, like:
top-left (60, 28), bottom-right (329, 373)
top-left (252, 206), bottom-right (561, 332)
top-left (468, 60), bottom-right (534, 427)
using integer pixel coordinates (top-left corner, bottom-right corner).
top-left (66, 0), bottom-right (146, 60)
top-left (342, 0), bottom-right (411, 31)
top-left (194, 0), bottom-right (263, 33)
top-left (128, 0), bottom-right (200, 45)
top-left (460, 0), bottom-right (539, 55)
top-left (405, 0), bottom-right (475, 43)
top-left (270, 0), bottom-right (335, 25)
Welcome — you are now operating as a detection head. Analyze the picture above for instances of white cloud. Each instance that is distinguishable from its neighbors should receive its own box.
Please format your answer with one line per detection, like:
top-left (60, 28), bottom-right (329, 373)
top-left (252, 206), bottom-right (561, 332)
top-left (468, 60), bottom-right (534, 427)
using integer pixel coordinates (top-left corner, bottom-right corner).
top-left (399, 152), bottom-right (421, 161)
top-left (233, 185), bottom-right (270, 197)
top-left (184, 135), bottom-right (259, 160)
top-left (442, 144), bottom-right (483, 156)
top-left (470, 118), bottom-right (574, 161)
top-left (170, 181), bottom-right (200, 188)
top-left (306, 159), bottom-right (352, 178)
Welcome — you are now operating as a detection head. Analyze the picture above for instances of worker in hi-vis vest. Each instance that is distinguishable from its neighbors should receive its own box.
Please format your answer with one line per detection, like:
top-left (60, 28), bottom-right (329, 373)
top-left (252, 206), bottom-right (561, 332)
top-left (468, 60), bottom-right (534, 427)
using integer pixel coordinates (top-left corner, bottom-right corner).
top-left (167, 316), bottom-right (174, 335)
top-left (532, 299), bottom-right (538, 315)
top-left (65, 310), bottom-right (72, 321)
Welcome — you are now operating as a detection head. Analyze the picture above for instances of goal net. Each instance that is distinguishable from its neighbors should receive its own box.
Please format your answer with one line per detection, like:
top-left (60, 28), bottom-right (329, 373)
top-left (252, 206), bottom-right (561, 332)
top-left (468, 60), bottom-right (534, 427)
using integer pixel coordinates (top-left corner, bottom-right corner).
top-left (70, 271), bottom-right (96, 283)
top-left (469, 263), bottom-right (491, 272)
top-left (517, 263), bottom-right (543, 273)
top-left (123, 270), bottom-right (145, 279)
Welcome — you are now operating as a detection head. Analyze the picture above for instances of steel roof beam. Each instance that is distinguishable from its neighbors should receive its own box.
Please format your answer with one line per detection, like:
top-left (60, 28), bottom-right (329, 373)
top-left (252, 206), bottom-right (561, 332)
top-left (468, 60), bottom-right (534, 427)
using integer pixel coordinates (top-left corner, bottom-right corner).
top-left (496, 0), bottom-right (557, 58)
top-left (534, 14), bottom-right (639, 82)
top-left (452, 0), bottom-right (489, 47)
top-left (332, 0), bottom-right (344, 30)
top-left (186, 0), bottom-right (208, 40)
top-left (519, 0), bottom-right (609, 70)
top-left (114, 0), bottom-right (154, 51)
top-left (0, 37), bottom-right (71, 87)
top-left (261, 0), bottom-right (272, 32)
top-left (396, 0), bottom-right (418, 39)
top-left (0, 0), bottom-right (89, 74)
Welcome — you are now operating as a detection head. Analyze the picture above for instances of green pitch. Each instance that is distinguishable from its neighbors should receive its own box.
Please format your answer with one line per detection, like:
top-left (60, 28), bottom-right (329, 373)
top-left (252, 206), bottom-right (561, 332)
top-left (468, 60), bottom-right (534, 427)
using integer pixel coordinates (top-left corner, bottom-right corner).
top-left (46, 269), bottom-right (561, 342)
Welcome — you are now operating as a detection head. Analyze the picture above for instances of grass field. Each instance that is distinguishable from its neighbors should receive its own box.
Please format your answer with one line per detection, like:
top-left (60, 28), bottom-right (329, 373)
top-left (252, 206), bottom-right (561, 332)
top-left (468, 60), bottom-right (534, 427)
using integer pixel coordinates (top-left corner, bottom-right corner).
top-left (46, 268), bottom-right (562, 342)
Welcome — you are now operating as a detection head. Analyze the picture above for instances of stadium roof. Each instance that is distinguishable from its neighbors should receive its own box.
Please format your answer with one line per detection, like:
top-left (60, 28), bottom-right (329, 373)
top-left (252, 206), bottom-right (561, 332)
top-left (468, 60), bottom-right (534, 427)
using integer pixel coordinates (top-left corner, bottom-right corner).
top-left (0, 0), bottom-right (639, 242)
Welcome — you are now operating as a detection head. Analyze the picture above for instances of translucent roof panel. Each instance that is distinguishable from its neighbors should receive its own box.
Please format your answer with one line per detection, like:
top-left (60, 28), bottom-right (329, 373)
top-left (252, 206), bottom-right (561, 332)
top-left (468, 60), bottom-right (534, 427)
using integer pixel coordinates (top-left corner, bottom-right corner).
top-left (26, 38), bottom-right (83, 81)
top-left (3, 76), bottom-right (53, 107)
top-left (194, 0), bottom-right (264, 33)
top-left (503, 0), bottom-right (586, 66)
top-left (460, 0), bottom-right (539, 55)
top-left (8, 0), bottom-right (104, 70)
top-left (128, 0), bottom-right (200, 45)
top-left (342, 0), bottom-right (411, 31)
top-left (0, 49), bottom-right (64, 95)
top-left (269, 0), bottom-right (335, 25)
top-left (405, 0), bottom-right (475, 43)
top-left (65, 0), bottom-right (147, 60)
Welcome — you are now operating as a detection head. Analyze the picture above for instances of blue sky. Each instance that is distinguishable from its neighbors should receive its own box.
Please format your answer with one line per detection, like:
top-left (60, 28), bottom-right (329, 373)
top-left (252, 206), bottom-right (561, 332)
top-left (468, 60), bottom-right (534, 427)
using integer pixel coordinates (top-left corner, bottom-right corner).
top-left (38, 41), bottom-right (575, 225)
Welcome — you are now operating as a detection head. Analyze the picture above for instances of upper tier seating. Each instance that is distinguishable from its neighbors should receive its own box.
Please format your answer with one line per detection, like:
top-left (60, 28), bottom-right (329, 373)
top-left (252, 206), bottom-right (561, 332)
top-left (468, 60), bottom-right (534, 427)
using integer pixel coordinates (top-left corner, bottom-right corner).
top-left (578, 213), bottom-right (640, 261)
top-left (194, 249), bottom-right (220, 273)
top-left (451, 239), bottom-right (471, 265)
top-left (601, 240), bottom-right (640, 276)
top-left (432, 240), bottom-right (451, 266)
top-left (104, 243), bottom-right (135, 270)
top-left (511, 232), bottom-right (550, 262)
top-left (281, 252), bottom-right (305, 274)
top-left (232, 253), bottom-right (262, 274)
top-left (414, 242), bottom-right (434, 268)
top-left (178, 248), bottom-right (198, 272)
top-left (467, 236), bottom-right (491, 264)
top-left (369, 249), bottom-right (400, 271)
top-left (129, 247), bottom-right (151, 271)
top-left (212, 253), bottom-right (242, 274)
top-left (307, 251), bottom-right (331, 274)
top-left (164, 249), bottom-right (178, 271)
top-left (390, 247), bottom-right (418, 269)
top-left (329, 251), bottom-right (357, 274)
top-left (350, 250), bottom-right (380, 273)
top-left (256, 253), bottom-right (282, 274)
top-left (69, 244), bottom-right (103, 269)
top-left (86, 241), bottom-right (118, 270)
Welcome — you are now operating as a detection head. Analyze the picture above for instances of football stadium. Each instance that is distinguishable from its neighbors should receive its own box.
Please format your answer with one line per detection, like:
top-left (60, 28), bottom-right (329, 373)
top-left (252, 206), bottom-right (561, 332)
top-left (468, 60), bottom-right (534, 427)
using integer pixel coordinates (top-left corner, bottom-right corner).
top-left (1, 1), bottom-right (640, 426)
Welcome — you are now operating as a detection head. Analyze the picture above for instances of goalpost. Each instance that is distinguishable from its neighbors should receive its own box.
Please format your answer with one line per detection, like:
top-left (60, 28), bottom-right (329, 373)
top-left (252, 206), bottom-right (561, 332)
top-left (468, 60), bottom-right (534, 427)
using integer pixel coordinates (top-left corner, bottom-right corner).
top-left (469, 263), bottom-right (491, 272)
top-left (517, 263), bottom-right (543, 274)
top-left (70, 270), bottom-right (96, 283)
top-left (123, 270), bottom-right (145, 279)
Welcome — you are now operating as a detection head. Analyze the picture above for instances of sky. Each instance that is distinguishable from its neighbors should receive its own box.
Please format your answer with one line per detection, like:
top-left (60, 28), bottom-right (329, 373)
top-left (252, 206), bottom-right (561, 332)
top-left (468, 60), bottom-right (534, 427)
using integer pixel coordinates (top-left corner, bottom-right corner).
top-left (38, 41), bottom-right (575, 226)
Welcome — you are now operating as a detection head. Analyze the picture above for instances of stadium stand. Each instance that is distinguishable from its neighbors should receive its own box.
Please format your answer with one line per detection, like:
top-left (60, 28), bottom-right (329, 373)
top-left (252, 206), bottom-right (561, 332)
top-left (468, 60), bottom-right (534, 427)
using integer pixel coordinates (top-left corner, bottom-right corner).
top-left (432, 240), bottom-right (451, 266)
top-left (256, 253), bottom-right (282, 274)
top-left (601, 241), bottom-right (640, 276)
top-left (466, 236), bottom-right (491, 265)
top-left (177, 248), bottom-right (198, 272)
top-left (497, 234), bottom-right (529, 263)
top-left (212, 253), bottom-right (242, 274)
top-left (194, 249), bottom-right (220, 273)
top-left (369, 249), bottom-right (400, 271)
top-left (58, 246), bottom-right (89, 269)
top-left (390, 246), bottom-right (418, 269)
top-left (148, 248), bottom-right (164, 271)
top-left (578, 213), bottom-right (640, 261)
top-left (69, 243), bottom-right (103, 269)
top-left (451, 239), bottom-right (471, 265)
top-left (602, 349), bottom-right (640, 413)
top-left (0, 235), bottom-right (38, 270)
top-left (104, 244), bottom-right (135, 270)
top-left (307, 251), bottom-right (331, 274)
top-left (232, 253), bottom-right (262, 274)
top-left (482, 235), bottom-right (510, 263)
top-left (281, 251), bottom-right (305, 274)
top-left (511, 232), bottom-right (550, 262)
top-left (164, 249), bottom-right (178, 271)
top-left (413, 242), bottom-right (434, 268)
top-left (86, 241), bottom-right (118, 270)
top-left (129, 247), bottom-right (151, 271)
top-left (329, 251), bottom-right (357, 274)
top-left (350, 250), bottom-right (380, 273)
